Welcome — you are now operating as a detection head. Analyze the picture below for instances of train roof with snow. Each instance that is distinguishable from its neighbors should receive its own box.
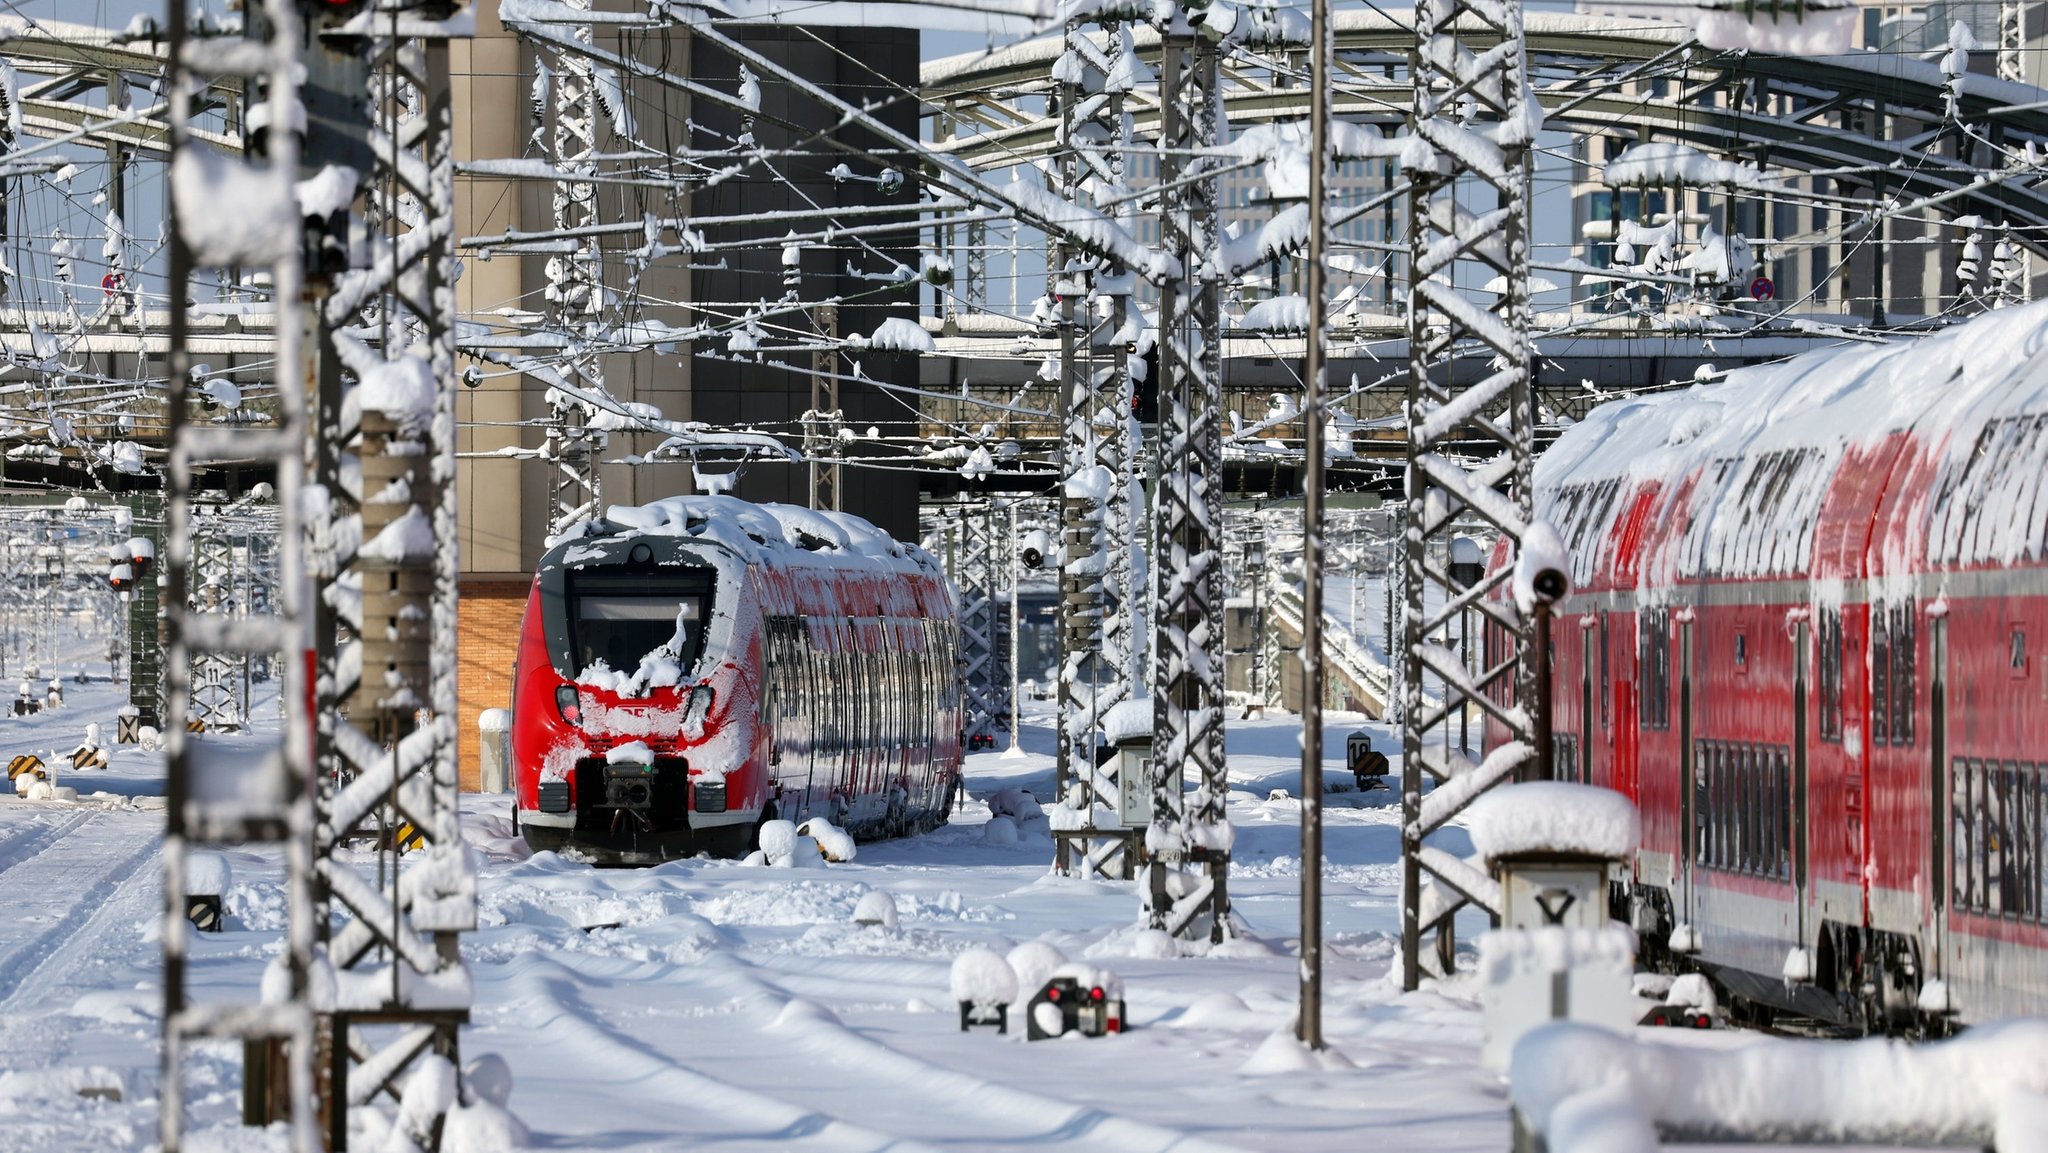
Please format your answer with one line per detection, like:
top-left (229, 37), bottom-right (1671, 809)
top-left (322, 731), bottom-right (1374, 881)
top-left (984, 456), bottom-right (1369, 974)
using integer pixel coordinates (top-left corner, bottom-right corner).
top-left (1534, 301), bottom-right (2048, 591)
top-left (544, 495), bottom-right (944, 580)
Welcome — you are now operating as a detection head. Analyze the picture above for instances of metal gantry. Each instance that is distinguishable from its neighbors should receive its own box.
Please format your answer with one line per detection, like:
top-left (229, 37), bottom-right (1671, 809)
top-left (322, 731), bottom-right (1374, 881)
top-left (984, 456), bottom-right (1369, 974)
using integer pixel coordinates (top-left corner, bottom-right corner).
top-left (161, 1), bottom-right (318, 1147)
top-left (1146, 32), bottom-right (1232, 943)
top-left (1400, 0), bottom-right (1541, 987)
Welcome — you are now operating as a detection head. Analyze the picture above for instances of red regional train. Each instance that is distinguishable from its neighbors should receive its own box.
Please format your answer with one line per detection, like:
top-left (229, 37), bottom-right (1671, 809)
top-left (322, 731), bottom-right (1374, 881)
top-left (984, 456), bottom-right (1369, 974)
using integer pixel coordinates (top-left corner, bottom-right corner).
top-left (1488, 302), bottom-right (2048, 1033)
top-left (510, 496), bottom-right (964, 863)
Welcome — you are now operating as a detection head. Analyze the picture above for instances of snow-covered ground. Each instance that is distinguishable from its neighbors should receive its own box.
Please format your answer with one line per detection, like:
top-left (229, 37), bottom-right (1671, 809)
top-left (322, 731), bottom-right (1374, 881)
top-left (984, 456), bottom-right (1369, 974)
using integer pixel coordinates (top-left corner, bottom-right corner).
top-left (0, 664), bottom-right (1973, 1152)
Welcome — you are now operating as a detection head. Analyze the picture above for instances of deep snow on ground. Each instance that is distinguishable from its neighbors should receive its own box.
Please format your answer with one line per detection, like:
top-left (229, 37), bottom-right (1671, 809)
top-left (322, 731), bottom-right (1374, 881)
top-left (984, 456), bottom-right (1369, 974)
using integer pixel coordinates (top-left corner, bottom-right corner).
top-left (0, 665), bottom-right (1944, 1152)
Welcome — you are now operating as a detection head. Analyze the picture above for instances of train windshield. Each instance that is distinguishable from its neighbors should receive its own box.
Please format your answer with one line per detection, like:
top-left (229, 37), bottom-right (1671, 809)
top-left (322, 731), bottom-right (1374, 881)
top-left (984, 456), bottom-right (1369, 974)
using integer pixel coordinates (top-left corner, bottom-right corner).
top-left (568, 571), bottom-right (714, 678)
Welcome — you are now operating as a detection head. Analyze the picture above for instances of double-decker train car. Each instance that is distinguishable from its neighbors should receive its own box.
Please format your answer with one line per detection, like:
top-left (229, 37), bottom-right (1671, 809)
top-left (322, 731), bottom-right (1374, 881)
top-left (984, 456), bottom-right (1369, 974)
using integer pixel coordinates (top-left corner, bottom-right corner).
top-left (510, 496), bottom-right (963, 863)
top-left (1489, 301), bottom-right (2048, 1032)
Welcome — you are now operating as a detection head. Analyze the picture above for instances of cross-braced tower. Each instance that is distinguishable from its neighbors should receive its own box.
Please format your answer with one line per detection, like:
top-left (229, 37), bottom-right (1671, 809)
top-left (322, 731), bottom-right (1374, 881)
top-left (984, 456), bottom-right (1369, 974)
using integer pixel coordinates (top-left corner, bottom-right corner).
top-left (1145, 31), bottom-right (1231, 943)
top-left (1401, 0), bottom-right (1541, 986)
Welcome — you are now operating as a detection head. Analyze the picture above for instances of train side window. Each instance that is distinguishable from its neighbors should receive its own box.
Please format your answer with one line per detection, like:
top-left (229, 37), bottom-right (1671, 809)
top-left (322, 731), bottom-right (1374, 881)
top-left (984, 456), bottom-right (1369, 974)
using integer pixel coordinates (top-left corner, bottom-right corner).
top-left (1973, 761), bottom-right (1990, 914)
top-left (1991, 765), bottom-right (2012, 917)
top-left (2034, 765), bottom-right (2047, 924)
top-left (2012, 626), bottom-right (2029, 676)
top-left (1639, 609), bottom-right (1670, 731)
top-left (1872, 602), bottom-right (1892, 746)
top-left (1734, 631), bottom-right (1747, 672)
top-left (2011, 765), bottom-right (2036, 921)
top-left (1818, 608), bottom-right (1843, 743)
top-left (1954, 759), bottom-right (1974, 912)
top-left (1694, 741), bottom-right (1709, 867)
top-left (1890, 603), bottom-right (1914, 746)
top-left (1745, 745), bottom-right (1761, 874)
top-left (1730, 744), bottom-right (1744, 873)
top-left (1715, 744), bottom-right (1731, 870)
top-left (1777, 747), bottom-right (1792, 880)
top-left (1599, 611), bottom-right (1610, 727)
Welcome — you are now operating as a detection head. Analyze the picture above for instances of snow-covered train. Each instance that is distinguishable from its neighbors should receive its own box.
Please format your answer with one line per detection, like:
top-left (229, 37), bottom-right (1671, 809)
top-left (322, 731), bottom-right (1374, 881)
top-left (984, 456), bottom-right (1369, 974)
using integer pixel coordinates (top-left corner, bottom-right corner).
top-left (510, 496), bottom-right (964, 864)
top-left (1489, 302), bottom-right (2048, 1032)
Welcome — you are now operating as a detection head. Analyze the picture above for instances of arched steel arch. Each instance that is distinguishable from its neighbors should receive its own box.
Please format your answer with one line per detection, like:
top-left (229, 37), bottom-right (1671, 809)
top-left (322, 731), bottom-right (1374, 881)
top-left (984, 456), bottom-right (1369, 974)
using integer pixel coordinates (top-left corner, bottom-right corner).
top-left (924, 11), bottom-right (2048, 239)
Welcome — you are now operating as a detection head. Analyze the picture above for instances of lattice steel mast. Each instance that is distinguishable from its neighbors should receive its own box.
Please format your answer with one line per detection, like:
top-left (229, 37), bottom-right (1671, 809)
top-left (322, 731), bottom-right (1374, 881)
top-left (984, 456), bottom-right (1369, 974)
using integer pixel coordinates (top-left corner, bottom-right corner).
top-left (1401, 0), bottom-right (1541, 987)
top-left (161, 1), bottom-right (317, 1146)
top-left (1146, 29), bottom-right (1231, 942)
top-left (309, 7), bottom-right (474, 1147)
top-left (540, 0), bottom-right (605, 535)
top-left (1051, 11), bottom-right (1143, 880)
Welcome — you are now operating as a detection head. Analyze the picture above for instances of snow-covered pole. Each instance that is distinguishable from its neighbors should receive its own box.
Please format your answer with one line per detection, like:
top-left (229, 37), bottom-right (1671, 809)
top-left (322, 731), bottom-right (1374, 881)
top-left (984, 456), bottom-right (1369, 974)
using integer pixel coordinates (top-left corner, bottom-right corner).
top-left (1298, 0), bottom-right (1332, 1050)
top-left (808, 303), bottom-right (842, 511)
top-left (1051, 17), bottom-right (1103, 875)
top-left (310, 12), bottom-right (474, 1148)
top-left (1146, 28), bottom-right (1231, 942)
top-left (161, 0), bottom-right (318, 1147)
top-left (1401, 0), bottom-right (1540, 990)
top-left (958, 498), bottom-right (1004, 749)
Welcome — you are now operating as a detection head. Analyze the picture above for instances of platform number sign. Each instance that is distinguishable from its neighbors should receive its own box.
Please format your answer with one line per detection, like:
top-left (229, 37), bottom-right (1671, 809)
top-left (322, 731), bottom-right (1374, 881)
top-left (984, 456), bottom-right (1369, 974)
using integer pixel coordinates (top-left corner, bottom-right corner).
top-left (1750, 276), bottom-right (1776, 301)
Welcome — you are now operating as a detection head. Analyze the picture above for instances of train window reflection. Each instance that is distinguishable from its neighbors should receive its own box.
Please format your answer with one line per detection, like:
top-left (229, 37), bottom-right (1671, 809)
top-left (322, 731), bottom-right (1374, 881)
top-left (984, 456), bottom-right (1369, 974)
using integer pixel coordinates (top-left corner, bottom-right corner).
top-left (570, 580), bottom-right (708, 675)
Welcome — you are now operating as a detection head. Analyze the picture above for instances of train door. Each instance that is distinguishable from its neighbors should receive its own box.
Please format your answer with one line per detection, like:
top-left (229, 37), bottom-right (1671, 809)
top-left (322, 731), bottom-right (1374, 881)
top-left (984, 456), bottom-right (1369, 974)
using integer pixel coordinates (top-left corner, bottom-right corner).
top-left (1681, 616), bottom-right (1696, 922)
top-left (1794, 619), bottom-right (1811, 946)
top-left (1929, 614), bottom-right (1949, 979)
top-left (1580, 624), bottom-right (1595, 784)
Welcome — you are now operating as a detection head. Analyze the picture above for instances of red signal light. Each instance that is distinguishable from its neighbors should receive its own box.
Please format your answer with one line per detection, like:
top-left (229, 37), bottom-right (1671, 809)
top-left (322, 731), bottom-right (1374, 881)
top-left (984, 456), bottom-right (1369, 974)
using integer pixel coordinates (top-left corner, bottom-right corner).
top-left (555, 684), bottom-right (583, 726)
top-left (1046, 987), bottom-right (1061, 1002)
top-left (1693, 1014), bottom-right (1711, 1029)
top-left (1090, 987), bottom-right (1104, 1002)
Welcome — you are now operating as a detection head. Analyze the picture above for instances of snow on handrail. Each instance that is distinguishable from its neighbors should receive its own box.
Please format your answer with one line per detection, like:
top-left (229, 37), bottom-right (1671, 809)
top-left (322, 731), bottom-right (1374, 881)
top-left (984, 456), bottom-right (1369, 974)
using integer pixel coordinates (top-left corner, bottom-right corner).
top-left (1512, 1019), bottom-right (2048, 1149)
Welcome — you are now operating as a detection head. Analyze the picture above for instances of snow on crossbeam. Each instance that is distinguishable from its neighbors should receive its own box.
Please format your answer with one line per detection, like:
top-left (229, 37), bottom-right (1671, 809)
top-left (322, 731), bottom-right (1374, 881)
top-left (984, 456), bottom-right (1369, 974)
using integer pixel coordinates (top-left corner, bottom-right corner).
top-left (1510, 1019), bottom-right (2048, 1149)
top-left (1467, 781), bottom-right (1639, 864)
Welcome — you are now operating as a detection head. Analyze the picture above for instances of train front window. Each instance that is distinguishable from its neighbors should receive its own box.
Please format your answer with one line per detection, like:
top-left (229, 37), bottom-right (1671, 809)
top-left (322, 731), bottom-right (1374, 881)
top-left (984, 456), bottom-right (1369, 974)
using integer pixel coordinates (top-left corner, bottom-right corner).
top-left (569, 572), bottom-right (714, 677)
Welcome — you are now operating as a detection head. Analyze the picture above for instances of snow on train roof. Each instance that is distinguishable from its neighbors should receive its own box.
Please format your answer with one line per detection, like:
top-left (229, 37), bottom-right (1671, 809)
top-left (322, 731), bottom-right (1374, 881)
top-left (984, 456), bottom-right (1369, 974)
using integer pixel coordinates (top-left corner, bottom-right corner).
top-left (1536, 301), bottom-right (2048, 584)
top-left (580, 495), bottom-right (939, 575)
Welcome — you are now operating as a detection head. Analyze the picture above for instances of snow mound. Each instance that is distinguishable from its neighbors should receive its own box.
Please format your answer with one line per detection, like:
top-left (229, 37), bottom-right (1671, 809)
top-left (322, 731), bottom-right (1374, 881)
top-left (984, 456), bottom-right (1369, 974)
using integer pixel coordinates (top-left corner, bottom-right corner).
top-left (1099, 698), bottom-right (1151, 745)
top-left (1132, 929), bottom-right (1178, 960)
top-left (1466, 781), bottom-right (1639, 864)
top-left (987, 788), bottom-right (1042, 821)
top-left (1240, 1026), bottom-right (1358, 1075)
top-left (0, 1065), bottom-right (126, 1106)
top-left (798, 818), bottom-right (856, 863)
top-left (984, 815), bottom-right (1020, 846)
top-left (1512, 1018), bottom-right (2048, 1147)
top-left (757, 819), bottom-right (797, 863)
top-left (444, 1098), bottom-right (531, 1152)
top-left (1173, 992), bottom-right (1254, 1028)
top-left (1005, 940), bottom-right (1068, 996)
top-left (769, 998), bottom-right (841, 1029)
top-left (462, 1053), bottom-right (514, 1108)
top-left (185, 851), bottom-right (230, 897)
top-left (851, 890), bottom-right (898, 930)
top-left (950, 948), bottom-right (1018, 1008)
top-left (1666, 973), bottom-right (1716, 1014)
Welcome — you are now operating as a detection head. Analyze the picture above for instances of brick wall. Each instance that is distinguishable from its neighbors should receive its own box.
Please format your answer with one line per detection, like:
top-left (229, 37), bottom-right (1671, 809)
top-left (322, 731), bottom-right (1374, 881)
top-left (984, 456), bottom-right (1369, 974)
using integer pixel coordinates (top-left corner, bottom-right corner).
top-left (458, 577), bottom-right (532, 793)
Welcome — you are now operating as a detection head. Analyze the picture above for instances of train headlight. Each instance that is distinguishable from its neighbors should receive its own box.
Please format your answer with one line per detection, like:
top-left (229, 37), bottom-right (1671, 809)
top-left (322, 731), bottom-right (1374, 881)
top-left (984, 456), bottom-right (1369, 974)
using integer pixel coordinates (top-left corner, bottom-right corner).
top-left (555, 684), bottom-right (585, 727)
top-left (685, 685), bottom-right (714, 726)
